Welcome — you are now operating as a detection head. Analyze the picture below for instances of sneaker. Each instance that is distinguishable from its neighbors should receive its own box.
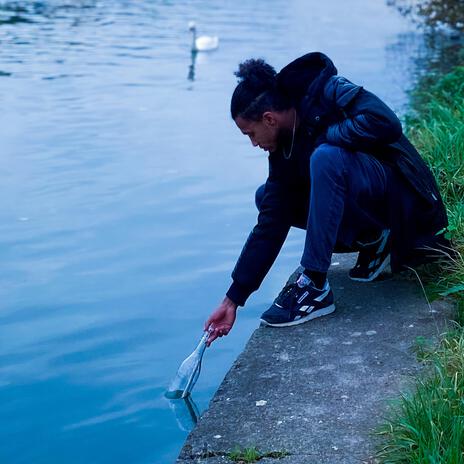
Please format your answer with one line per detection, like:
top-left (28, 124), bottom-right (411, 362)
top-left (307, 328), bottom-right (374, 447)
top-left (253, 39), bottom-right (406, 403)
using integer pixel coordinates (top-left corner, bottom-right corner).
top-left (349, 229), bottom-right (391, 282)
top-left (260, 273), bottom-right (335, 327)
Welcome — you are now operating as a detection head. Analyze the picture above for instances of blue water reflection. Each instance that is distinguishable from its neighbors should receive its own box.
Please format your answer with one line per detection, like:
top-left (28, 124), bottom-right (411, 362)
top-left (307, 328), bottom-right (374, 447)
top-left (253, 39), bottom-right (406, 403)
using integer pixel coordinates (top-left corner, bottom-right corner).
top-left (0, 0), bottom-right (422, 462)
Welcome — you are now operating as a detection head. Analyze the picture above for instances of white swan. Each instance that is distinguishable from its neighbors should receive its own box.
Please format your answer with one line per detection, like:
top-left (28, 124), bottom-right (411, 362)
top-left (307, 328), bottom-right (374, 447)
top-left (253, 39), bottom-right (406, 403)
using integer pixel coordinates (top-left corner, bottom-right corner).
top-left (188, 21), bottom-right (219, 52)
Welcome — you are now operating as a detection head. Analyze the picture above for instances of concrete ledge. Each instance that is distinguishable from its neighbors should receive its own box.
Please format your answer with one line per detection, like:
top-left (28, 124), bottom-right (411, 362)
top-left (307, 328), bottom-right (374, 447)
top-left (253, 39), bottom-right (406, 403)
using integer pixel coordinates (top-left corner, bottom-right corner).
top-left (177, 254), bottom-right (454, 463)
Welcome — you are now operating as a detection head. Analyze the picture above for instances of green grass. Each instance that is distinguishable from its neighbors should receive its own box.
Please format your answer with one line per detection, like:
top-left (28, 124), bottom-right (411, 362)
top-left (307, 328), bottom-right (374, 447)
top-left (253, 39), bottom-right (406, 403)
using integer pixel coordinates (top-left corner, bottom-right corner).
top-left (376, 64), bottom-right (464, 463)
top-left (228, 446), bottom-right (289, 463)
top-left (229, 446), bottom-right (261, 463)
top-left (407, 67), bottom-right (464, 242)
top-left (406, 66), bottom-right (464, 299)
top-left (377, 333), bottom-right (464, 463)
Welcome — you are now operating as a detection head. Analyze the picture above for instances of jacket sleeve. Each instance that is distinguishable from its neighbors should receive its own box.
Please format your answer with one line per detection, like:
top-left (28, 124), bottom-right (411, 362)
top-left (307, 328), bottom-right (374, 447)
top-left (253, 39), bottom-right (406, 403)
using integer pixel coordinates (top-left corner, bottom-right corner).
top-left (226, 161), bottom-right (292, 306)
top-left (324, 76), bottom-right (403, 150)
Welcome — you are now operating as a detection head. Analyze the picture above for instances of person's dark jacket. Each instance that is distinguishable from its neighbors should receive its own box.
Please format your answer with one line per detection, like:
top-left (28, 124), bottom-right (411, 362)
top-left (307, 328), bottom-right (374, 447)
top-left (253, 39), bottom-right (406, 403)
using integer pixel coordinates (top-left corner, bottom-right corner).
top-left (226, 52), bottom-right (449, 306)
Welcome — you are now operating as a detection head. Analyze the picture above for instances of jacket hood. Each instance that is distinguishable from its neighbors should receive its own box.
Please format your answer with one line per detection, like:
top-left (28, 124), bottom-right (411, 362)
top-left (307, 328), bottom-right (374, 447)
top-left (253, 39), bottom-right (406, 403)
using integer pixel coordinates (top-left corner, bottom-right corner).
top-left (276, 52), bottom-right (337, 105)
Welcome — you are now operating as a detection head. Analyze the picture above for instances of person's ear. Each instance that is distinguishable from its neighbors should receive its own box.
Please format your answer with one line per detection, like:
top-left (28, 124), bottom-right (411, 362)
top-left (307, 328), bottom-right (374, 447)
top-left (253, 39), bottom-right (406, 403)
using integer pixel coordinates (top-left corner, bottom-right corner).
top-left (262, 111), bottom-right (277, 127)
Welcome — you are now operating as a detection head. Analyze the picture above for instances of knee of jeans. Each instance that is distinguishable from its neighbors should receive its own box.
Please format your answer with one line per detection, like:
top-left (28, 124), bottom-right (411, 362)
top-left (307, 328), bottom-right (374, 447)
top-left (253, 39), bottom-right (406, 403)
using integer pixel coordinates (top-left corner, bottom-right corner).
top-left (310, 143), bottom-right (344, 177)
top-left (255, 184), bottom-right (266, 210)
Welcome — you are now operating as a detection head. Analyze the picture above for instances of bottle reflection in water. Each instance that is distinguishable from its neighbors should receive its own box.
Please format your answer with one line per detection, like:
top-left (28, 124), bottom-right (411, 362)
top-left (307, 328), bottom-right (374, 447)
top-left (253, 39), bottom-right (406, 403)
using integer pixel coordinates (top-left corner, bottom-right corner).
top-left (166, 331), bottom-right (209, 399)
top-left (167, 395), bottom-right (200, 432)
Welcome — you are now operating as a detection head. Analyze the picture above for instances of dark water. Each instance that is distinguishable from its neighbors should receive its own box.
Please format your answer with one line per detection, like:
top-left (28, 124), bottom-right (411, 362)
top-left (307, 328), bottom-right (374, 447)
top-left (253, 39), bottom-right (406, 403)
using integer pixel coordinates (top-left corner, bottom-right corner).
top-left (0, 1), bottom-right (423, 463)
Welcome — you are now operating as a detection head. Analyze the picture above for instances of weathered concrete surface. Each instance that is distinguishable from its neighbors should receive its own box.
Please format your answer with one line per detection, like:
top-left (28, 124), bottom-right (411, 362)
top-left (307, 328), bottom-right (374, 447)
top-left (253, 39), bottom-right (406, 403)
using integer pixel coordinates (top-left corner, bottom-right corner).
top-left (177, 254), bottom-right (454, 463)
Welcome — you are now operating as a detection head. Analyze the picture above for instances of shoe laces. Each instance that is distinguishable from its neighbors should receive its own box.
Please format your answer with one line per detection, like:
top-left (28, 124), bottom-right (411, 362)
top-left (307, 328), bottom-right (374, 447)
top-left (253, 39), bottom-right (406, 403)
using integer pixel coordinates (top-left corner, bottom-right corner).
top-left (275, 283), bottom-right (299, 307)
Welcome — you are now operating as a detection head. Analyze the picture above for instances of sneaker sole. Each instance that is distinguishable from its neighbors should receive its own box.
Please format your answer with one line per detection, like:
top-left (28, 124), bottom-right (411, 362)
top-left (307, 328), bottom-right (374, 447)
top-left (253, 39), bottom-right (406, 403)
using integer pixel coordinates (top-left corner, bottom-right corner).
top-left (260, 304), bottom-right (336, 328)
top-left (349, 254), bottom-right (390, 283)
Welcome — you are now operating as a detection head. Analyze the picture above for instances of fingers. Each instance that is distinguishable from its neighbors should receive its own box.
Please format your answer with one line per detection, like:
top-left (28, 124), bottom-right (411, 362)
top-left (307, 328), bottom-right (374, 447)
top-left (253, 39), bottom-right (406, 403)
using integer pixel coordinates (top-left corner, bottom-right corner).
top-left (206, 326), bottom-right (230, 347)
top-left (204, 316), bottom-right (215, 332)
top-left (206, 331), bottom-right (218, 347)
top-left (215, 326), bottom-right (230, 337)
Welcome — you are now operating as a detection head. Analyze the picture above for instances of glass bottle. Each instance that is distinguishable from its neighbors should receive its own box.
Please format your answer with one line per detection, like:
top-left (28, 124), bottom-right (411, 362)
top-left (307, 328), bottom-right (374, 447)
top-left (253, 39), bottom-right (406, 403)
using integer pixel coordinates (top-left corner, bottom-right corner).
top-left (166, 331), bottom-right (209, 399)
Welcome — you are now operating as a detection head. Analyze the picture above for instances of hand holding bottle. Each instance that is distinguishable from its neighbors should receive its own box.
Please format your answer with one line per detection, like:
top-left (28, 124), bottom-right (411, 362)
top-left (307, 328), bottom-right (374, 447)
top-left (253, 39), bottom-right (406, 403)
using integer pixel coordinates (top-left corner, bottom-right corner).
top-left (204, 296), bottom-right (238, 346)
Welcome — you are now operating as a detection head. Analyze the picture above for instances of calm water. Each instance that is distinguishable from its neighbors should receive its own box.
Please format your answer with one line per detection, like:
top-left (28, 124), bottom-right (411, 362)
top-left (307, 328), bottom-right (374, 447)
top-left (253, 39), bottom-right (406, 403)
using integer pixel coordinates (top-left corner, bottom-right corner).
top-left (0, 1), bottom-right (422, 462)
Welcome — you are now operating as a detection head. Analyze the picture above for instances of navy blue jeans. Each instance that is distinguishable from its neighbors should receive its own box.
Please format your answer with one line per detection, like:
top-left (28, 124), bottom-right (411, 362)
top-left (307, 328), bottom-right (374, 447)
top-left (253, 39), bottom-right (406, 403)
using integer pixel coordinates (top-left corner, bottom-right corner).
top-left (256, 143), bottom-right (390, 273)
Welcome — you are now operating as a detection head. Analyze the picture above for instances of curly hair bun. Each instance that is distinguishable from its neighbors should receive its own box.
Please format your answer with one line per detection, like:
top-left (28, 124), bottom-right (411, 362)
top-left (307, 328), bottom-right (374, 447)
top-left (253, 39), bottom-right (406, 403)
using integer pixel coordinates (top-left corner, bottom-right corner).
top-left (234, 59), bottom-right (276, 92)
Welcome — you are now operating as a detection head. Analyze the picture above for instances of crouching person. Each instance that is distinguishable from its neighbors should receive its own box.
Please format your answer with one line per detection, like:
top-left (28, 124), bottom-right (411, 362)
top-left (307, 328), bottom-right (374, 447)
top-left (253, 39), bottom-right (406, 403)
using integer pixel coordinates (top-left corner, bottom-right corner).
top-left (205, 52), bottom-right (449, 344)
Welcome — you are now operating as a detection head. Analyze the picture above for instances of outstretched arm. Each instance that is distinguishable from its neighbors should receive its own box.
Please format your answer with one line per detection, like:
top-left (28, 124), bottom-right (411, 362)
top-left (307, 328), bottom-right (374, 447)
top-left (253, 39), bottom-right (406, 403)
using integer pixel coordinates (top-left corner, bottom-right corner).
top-left (204, 159), bottom-right (293, 344)
top-left (226, 167), bottom-right (292, 307)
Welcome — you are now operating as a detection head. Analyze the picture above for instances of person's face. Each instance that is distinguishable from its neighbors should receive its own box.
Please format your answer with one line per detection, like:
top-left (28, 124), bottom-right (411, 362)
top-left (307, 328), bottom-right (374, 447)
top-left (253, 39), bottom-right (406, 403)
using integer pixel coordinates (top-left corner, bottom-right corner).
top-left (235, 113), bottom-right (280, 153)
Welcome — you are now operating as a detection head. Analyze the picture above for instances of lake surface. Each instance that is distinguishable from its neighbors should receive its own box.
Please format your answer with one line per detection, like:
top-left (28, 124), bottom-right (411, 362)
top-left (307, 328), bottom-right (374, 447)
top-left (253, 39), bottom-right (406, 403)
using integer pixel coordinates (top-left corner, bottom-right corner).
top-left (0, 1), bottom-right (423, 462)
